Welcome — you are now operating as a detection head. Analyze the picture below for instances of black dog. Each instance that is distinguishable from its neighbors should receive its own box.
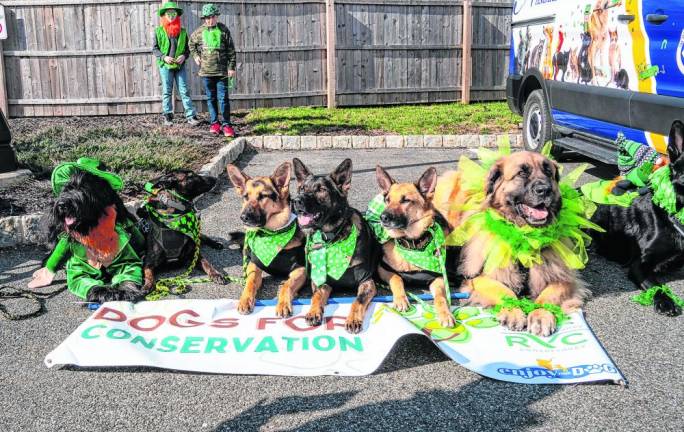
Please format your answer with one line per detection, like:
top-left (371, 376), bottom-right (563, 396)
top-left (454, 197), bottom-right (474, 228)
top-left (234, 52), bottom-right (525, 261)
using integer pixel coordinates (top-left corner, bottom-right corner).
top-left (136, 169), bottom-right (226, 292)
top-left (47, 171), bottom-right (146, 302)
top-left (553, 50), bottom-right (569, 82)
top-left (292, 158), bottom-right (380, 333)
top-left (578, 32), bottom-right (593, 84)
top-left (591, 123), bottom-right (684, 316)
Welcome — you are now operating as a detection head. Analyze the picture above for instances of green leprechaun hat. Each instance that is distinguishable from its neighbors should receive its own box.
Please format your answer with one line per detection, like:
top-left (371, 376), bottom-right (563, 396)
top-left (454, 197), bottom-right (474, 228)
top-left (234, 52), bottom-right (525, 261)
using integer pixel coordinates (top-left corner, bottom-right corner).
top-left (51, 157), bottom-right (123, 196)
top-left (158, 2), bottom-right (183, 17)
top-left (201, 4), bottom-right (220, 18)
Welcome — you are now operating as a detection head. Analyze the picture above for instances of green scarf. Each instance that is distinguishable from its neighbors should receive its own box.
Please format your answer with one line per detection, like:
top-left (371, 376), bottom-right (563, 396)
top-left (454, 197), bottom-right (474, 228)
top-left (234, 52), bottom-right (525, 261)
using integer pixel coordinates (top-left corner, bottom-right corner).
top-left (244, 218), bottom-right (297, 267)
top-left (306, 225), bottom-right (358, 287)
top-left (202, 27), bottom-right (221, 52)
top-left (649, 165), bottom-right (684, 224)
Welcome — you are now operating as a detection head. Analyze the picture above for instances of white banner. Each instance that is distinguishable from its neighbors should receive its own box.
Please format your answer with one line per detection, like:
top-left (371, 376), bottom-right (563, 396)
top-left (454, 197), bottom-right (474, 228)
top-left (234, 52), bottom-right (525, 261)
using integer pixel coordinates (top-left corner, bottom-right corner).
top-left (45, 300), bottom-right (625, 384)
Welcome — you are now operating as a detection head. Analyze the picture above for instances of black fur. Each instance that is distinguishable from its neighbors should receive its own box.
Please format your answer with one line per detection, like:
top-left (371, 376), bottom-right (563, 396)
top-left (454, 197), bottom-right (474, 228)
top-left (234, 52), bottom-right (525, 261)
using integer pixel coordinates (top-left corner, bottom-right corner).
top-left (553, 50), bottom-right (569, 82)
top-left (578, 32), bottom-right (593, 84)
top-left (47, 170), bottom-right (145, 303)
top-left (292, 158), bottom-right (380, 291)
top-left (136, 169), bottom-right (226, 290)
top-left (613, 69), bottom-right (629, 90)
top-left (590, 123), bottom-right (684, 316)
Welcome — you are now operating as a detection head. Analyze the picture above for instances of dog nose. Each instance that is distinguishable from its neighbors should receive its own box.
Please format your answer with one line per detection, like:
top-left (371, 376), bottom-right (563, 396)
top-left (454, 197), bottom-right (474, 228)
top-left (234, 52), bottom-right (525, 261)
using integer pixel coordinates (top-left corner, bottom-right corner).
top-left (533, 182), bottom-right (551, 197)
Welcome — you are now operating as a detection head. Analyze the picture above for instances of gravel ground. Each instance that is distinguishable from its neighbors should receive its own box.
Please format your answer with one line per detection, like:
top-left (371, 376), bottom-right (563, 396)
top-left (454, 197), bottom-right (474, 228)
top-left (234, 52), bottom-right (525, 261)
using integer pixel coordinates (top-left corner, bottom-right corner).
top-left (0, 148), bottom-right (682, 432)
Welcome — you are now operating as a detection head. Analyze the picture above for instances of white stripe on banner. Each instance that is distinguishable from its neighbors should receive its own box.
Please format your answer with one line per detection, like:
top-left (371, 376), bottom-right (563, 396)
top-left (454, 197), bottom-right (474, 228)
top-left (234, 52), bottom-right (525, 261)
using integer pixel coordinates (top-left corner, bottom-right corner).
top-left (45, 299), bottom-right (625, 384)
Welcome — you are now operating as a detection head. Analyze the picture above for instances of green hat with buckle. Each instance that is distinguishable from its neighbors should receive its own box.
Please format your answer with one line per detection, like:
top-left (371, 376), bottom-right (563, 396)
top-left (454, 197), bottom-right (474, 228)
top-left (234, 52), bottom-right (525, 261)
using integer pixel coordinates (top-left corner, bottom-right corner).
top-left (158, 2), bottom-right (183, 17)
top-left (51, 158), bottom-right (124, 196)
top-left (201, 4), bottom-right (220, 18)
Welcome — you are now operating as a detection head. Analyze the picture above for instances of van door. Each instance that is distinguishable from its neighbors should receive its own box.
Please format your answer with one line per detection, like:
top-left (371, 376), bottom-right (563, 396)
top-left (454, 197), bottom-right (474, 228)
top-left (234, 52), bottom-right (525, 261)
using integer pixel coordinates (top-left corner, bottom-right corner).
top-left (642, 0), bottom-right (684, 98)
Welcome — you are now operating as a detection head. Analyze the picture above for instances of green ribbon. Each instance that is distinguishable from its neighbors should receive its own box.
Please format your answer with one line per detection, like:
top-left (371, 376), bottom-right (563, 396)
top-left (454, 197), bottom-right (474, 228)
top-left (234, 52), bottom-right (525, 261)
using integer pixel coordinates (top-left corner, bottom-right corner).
top-left (305, 225), bottom-right (358, 287)
top-left (491, 295), bottom-right (569, 326)
top-left (244, 219), bottom-right (297, 267)
top-left (649, 166), bottom-right (684, 225)
top-left (631, 285), bottom-right (684, 308)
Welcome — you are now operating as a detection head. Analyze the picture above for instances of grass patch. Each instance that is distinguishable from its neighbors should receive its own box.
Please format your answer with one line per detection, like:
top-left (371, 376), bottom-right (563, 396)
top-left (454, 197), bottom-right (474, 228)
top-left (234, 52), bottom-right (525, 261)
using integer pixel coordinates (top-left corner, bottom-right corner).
top-left (14, 126), bottom-right (213, 188)
top-left (244, 102), bottom-right (521, 136)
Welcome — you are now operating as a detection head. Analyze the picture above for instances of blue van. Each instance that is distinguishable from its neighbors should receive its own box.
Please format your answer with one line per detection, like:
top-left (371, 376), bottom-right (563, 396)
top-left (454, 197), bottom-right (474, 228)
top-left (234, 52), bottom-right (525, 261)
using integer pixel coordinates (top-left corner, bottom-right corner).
top-left (507, 0), bottom-right (684, 162)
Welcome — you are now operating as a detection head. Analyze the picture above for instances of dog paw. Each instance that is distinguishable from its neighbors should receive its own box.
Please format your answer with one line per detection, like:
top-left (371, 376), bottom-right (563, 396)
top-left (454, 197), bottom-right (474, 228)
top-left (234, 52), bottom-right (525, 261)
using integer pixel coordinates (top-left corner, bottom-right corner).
top-left (275, 300), bottom-right (293, 318)
top-left (210, 272), bottom-right (228, 285)
top-left (237, 296), bottom-right (255, 314)
top-left (438, 310), bottom-right (456, 328)
top-left (345, 317), bottom-right (364, 334)
top-left (496, 308), bottom-right (527, 331)
top-left (654, 291), bottom-right (682, 317)
top-left (392, 295), bottom-right (410, 312)
top-left (527, 309), bottom-right (557, 337)
top-left (305, 308), bottom-right (324, 327)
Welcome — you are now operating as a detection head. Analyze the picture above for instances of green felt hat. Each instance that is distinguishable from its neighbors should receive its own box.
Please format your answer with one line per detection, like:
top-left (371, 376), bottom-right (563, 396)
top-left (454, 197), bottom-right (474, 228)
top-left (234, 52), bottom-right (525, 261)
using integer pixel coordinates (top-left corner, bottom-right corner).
top-left (201, 4), bottom-right (220, 18)
top-left (159, 2), bottom-right (183, 17)
top-left (51, 158), bottom-right (123, 196)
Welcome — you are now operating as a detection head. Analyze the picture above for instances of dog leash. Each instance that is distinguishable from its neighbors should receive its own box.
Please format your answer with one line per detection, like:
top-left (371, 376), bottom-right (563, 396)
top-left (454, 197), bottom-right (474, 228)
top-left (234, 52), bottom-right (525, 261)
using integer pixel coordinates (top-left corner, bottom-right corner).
top-left (0, 285), bottom-right (67, 320)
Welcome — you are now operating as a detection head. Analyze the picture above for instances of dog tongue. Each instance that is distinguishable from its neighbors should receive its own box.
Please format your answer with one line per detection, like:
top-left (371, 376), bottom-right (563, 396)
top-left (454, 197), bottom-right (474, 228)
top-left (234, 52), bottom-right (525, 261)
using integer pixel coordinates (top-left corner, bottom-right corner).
top-left (523, 204), bottom-right (548, 220)
top-left (298, 214), bottom-right (313, 226)
top-left (65, 217), bottom-right (76, 227)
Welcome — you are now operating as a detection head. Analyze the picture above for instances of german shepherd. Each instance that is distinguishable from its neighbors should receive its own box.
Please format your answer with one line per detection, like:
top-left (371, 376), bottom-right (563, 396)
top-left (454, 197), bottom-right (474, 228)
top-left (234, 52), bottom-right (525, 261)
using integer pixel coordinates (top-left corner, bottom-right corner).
top-left (137, 169), bottom-right (226, 292)
top-left (590, 123), bottom-right (684, 317)
top-left (375, 165), bottom-right (456, 328)
top-left (457, 152), bottom-right (589, 336)
top-left (226, 162), bottom-right (307, 317)
top-left (292, 158), bottom-right (379, 333)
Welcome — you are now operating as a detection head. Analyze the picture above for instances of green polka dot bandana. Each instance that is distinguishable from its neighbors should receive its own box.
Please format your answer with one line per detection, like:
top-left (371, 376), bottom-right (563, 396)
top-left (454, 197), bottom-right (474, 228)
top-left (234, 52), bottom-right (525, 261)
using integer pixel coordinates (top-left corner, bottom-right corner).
top-left (306, 225), bottom-right (358, 287)
top-left (245, 219), bottom-right (297, 267)
top-left (145, 202), bottom-right (200, 241)
top-left (395, 223), bottom-right (446, 274)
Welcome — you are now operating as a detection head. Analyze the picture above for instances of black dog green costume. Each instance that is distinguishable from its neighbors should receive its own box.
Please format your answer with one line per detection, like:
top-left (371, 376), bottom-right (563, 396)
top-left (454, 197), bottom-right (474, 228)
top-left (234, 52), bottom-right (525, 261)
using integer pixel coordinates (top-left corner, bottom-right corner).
top-left (43, 159), bottom-right (144, 299)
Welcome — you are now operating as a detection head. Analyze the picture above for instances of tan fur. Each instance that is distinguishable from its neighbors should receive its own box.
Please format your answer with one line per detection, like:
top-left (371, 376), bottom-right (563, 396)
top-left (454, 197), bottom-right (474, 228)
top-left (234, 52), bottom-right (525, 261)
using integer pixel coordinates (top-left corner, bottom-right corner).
top-left (227, 163), bottom-right (306, 316)
top-left (568, 47), bottom-right (579, 81)
top-left (542, 25), bottom-right (554, 79)
top-left (589, 0), bottom-right (611, 81)
top-left (434, 170), bottom-right (472, 229)
top-left (375, 166), bottom-right (453, 327)
top-left (458, 152), bottom-right (588, 336)
top-left (608, 29), bottom-right (620, 82)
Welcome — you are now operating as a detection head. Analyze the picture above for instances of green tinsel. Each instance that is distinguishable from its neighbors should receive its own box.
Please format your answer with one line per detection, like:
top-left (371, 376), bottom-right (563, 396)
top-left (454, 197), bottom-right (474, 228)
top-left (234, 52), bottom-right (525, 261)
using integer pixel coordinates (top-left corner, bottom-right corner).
top-left (649, 166), bottom-right (684, 225)
top-left (491, 295), bottom-right (569, 326)
top-left (631, 285), bottom-right (684, 308)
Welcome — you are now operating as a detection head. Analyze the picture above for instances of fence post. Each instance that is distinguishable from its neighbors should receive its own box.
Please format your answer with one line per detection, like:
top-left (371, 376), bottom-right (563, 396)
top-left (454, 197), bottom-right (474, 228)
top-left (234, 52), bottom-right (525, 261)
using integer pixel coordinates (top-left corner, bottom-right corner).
top-left (0, 41), bottom-right (7, 116)
top-left (325, 0), bottom-right (336, 109)
top-left (461, 0), bottom-right (472, 104)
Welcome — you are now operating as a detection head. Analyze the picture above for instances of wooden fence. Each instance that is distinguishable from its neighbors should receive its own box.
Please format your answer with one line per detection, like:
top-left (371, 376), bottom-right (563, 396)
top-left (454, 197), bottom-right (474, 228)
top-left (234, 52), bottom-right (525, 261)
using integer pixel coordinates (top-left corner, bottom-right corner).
top-left (0, 0), bottom-right (512, 117)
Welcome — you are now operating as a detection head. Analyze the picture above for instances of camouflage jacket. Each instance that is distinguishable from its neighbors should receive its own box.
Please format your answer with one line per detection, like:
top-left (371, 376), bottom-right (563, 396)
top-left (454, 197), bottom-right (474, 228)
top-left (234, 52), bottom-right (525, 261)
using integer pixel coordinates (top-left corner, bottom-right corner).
top-left (189, 23), bottom-right (236, 77)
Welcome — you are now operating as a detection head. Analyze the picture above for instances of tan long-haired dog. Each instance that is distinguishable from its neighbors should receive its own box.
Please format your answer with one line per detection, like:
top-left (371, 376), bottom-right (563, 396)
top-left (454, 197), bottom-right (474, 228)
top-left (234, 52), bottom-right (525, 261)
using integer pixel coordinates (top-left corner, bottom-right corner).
top-left (437, 152), bottom-right (589, 336)
top-left (227, 162), bottom-right (307, 317)
top-left (589, 0), bottom-right (611, 81)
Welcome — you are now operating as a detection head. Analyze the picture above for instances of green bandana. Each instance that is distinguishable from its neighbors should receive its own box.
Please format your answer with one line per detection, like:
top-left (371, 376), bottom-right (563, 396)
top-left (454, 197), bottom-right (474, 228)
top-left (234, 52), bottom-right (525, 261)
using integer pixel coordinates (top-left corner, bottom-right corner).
top-left (244, 218), bottom-right (297, 267)
top-left (306, 225), bottom-right (358, 287)
top-left (631, 285), bottom-right (684, 308)
top-left (649, 166), bottom-right (684, 224)
top-left (145, 204), bottom-right (199, 241)
top-left (365, 194), bottom-right (391, 243)
top-left (202, 27), bottom-right (221, 52)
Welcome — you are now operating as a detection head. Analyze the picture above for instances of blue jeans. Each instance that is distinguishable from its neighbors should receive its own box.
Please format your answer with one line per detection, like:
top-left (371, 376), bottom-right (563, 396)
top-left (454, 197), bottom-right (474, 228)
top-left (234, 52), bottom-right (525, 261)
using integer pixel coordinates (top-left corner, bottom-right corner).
top-left (159, 64), bottom-right (196, 118)
top-left (202, 76), bottom-right (231, 125)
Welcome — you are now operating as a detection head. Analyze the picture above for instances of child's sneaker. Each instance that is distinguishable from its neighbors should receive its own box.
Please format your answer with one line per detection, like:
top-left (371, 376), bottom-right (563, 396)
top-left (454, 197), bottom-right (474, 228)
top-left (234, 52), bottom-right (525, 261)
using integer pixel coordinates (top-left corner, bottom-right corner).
top-left (209, 123), bottom-right (221, 135)
top-left (187, 116), bottom-right (200, 126)
top-left (163, 113), bottom-right (173, 126)
top-left (222, 124), bottom-right (236, 138)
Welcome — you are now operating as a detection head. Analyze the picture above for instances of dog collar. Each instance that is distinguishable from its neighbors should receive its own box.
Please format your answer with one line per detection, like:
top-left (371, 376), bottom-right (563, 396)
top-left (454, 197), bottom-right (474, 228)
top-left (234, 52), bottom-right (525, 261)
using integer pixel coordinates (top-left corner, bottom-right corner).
top-left (306, 224), bottom-right (358, 286)
top-left (244, 216), bottom-right (298, 267)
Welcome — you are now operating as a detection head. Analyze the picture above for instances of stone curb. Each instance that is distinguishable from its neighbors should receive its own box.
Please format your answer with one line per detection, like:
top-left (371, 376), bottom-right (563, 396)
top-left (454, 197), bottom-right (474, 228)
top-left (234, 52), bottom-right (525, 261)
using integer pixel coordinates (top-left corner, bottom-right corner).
top-left (245, 133), bottom-right (522, 151)
top-left (0, 138), bottom-right (247, 249)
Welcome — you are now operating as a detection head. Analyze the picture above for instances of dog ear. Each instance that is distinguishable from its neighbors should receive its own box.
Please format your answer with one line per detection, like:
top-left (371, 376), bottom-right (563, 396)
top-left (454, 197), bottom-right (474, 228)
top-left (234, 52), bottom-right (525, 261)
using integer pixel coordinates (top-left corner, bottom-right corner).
top-left (331, 158), bottom-right (353, 195)
top-left (485, 160), bottom-right (504, 196)
top-left (375, 165), bottom-right (394, 195)
top-left (271, 162), bottom-right (291, 195)
top-left (226, 164), bottom-right (249, 195)
top-left (417, 167), bottom-right (438, 199)
top-left (292, 158), bottom-right (312, 186)
top-left (668, 122), bottom-right (684, 163)
top-left (552, 160), bottom-right (561, 182)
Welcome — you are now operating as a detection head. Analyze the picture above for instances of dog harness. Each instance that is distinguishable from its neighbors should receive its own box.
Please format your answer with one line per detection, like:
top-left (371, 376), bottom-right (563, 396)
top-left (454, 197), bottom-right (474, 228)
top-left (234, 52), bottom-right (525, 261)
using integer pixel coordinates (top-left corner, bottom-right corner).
top-left (306, 224), bottom-right (358, 287)
top-left (245, 215), bottom-right (304, 276)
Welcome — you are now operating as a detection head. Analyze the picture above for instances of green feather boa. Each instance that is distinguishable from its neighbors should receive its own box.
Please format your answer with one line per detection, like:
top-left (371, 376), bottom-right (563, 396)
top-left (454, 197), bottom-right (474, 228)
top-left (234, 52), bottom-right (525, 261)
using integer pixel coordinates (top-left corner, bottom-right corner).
top-left (649, 165), bottom-right (684, 224)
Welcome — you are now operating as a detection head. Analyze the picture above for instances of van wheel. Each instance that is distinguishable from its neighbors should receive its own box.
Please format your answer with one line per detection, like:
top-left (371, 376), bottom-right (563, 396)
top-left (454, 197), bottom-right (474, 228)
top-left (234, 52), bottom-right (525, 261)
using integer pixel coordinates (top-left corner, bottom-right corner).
top-left (522, 89), bottom-right (557, 155)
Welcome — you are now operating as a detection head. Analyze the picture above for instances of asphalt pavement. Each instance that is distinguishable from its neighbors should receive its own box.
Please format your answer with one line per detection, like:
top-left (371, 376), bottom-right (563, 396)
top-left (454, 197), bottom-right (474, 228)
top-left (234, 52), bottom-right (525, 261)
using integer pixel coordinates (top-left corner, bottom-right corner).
top-left (1, 148), bottom-right (682, 432)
